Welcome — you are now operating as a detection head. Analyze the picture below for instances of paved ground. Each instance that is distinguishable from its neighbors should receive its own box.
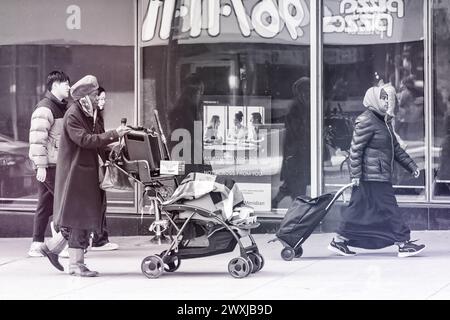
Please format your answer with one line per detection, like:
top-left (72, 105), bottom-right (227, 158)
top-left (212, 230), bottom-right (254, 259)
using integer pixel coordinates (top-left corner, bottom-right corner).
top-left (1, 231), bottom-right (450, 300)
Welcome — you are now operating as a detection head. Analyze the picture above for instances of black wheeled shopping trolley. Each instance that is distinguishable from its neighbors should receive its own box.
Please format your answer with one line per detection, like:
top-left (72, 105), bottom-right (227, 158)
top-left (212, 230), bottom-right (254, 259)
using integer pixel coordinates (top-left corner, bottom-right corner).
top-left (275, 183), bottom-right (355, 261)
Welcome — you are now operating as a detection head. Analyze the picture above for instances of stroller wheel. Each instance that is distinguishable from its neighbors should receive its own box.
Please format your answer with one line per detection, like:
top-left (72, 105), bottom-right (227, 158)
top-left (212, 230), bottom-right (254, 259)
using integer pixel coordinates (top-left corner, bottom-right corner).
top-left (228, 257), bottom-right (251, 278)
top-left (295, 246), bottom-right (303, 258)
top-left (141, 255), bottom-right (164, 279)
top-left (159, 250), bottom-right (181, 273)
top-left (255, 253), bottom-right (265, 271)
top-left (248, 252), bottom-right (264, 273)
top-left (281, 247), bottom-right (295, 261)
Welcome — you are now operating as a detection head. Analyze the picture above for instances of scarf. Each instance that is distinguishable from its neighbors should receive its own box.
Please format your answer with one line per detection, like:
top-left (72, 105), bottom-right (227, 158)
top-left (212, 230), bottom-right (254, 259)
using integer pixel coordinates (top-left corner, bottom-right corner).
top-left (79, 95), bottom-right (98, 131)
top-left (363, 86), bottom-right (386, 116)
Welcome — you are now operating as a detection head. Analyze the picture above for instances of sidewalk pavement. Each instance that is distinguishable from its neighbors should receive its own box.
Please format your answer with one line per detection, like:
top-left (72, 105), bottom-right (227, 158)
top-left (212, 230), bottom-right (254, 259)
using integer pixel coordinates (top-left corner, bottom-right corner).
top-left (1, 231), bottom-right (450, 300)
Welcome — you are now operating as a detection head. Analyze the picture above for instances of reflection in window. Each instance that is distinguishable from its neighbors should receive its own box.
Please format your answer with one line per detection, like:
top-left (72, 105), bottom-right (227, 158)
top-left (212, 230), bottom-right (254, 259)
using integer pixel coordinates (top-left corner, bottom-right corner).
top-left (0, 45), bottom-right (134, 206)
top-left (142, 43), bottom-right (311, 212)
top-left (323, 42), bottom-right (425, 198)
top-left (433, 1), bottom-right (450, 198)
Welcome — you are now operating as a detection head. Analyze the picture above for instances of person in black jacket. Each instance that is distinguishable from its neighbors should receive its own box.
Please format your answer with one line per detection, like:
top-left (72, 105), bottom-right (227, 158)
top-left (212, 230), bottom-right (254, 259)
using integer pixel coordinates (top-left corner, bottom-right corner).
top-left (328, 86), bottom-right (426, 258)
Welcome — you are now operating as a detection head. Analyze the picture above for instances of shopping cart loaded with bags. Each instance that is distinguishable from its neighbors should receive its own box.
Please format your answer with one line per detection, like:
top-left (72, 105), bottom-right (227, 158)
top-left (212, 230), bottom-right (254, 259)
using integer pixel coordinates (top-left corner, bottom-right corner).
top-left (272, 183), bottom-right (355, 261)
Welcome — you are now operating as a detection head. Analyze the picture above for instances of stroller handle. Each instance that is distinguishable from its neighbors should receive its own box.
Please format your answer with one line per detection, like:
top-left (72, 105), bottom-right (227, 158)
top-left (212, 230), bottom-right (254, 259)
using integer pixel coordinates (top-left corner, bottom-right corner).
top-left (325, 182), bottom-right (356, 212)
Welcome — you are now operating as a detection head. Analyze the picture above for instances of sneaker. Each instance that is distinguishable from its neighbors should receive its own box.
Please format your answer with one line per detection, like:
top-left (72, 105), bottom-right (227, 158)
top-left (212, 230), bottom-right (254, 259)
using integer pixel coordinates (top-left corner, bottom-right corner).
top-left (398, 240), bottom-right (425, 258)
top-left (28, 241), bottom-right (44, 257)
top-left (90, 242), bottom-right (119, 251)
top-left (59, 245), bottom-right (69, 259)
top-left (327, 239), bottom-right (356, 256)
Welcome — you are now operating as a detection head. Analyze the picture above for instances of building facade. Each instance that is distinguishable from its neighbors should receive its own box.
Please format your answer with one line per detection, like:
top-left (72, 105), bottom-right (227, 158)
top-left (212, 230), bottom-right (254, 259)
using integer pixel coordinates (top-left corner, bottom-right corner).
top-left (1, 0), bottom-right (450, 236)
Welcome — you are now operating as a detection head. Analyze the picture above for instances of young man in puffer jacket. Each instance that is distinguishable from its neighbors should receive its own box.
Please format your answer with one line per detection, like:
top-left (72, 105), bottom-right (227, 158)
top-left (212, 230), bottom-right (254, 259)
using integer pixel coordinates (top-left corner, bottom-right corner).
top-left (27, 71), bottom-right (70, 257)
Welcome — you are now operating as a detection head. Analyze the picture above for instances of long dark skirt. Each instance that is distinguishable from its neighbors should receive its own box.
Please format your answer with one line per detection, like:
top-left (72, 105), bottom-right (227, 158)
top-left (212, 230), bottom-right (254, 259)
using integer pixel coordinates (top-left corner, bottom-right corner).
top-left (337, 181), bottom-right (410, 249)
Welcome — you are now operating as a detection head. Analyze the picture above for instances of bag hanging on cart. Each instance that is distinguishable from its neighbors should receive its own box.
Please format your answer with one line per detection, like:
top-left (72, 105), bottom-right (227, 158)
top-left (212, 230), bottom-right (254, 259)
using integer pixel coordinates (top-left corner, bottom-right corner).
top-left (100, 162), bottom-right (134, 192)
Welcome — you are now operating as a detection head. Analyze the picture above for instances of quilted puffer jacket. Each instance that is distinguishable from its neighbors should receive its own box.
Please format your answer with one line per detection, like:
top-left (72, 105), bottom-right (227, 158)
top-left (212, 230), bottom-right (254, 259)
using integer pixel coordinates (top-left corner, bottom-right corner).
top-left (28, 92), bottom-right (67, 168)
top-left (349, 109), bottom-right (418, 182)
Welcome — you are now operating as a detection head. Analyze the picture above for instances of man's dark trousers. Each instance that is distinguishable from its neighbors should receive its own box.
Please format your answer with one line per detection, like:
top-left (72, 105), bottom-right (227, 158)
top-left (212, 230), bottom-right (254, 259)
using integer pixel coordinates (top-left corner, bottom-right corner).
top-left (32, 167), bottom-right (56, 242)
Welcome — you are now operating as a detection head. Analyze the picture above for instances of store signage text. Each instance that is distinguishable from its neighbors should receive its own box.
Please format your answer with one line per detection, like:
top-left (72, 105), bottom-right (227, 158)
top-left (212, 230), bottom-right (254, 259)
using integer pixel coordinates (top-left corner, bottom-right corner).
top-left (66, 5), bottom-right (81, 30)
top-left (142, 0), bottom-right (310, 41)
top-left (323, 0), bottom-right (405, 38)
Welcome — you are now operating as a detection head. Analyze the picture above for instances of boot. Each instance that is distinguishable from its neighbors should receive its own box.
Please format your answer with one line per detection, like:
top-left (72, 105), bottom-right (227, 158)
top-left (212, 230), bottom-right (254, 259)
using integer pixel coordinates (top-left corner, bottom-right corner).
top-left (39, 243), bottom-right (64, 272)
top-left (68, 248), bottom-right (99, 277)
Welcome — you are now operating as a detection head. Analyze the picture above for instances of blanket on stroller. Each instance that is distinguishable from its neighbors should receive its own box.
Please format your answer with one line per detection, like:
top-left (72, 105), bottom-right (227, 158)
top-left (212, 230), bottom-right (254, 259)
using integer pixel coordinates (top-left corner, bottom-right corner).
top-left (163, 173), bottom-right (246, 221)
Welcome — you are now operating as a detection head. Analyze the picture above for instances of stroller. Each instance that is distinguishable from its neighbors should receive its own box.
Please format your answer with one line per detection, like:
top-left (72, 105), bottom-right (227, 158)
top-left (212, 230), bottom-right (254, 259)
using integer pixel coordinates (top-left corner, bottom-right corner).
top-left (140, 173), bottom-right (264, 279)
top-left (107, 113), bottom-right (263, 279)
top-left (274, 183), bottom-right (355, 261)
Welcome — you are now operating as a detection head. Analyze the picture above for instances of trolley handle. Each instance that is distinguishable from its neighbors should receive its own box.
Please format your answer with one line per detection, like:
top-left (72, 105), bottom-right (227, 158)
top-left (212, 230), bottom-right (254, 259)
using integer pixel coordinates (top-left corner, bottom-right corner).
top-left (325, 182), bottom-right (356, 212)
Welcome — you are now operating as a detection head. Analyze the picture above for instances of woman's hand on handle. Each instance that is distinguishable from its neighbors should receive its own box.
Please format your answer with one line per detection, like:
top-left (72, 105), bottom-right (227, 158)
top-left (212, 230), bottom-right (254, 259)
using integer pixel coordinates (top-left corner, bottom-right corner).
top-left (116, 125), bottom-right (131, 138)
top-left (351, 178), bottom-right (360, 187)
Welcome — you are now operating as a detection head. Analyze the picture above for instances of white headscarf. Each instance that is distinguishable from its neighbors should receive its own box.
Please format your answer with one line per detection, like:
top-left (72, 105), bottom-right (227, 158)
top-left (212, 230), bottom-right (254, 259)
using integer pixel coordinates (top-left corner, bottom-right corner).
top-left (79, 95), bottom-right (98, 129)
top-left (381, 83), bottom-right (397, 117)
top-left (363, 86), bottom-right (386, 115)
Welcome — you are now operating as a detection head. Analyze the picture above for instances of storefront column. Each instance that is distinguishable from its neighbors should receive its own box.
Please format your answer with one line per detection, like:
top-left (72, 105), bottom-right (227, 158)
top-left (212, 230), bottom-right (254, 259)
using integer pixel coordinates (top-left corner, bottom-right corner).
top-left (310, 0), bottom-right (323, 198)
top-left (426, 0), bottom-right (433, 204)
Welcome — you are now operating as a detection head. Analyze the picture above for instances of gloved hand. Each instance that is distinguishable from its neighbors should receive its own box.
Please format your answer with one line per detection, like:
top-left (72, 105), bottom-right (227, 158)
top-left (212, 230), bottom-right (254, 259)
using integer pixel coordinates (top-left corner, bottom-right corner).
top-left (351, 178), bottom-right (360, 187)
top-left (36, 167), bottom-right (47, 182)
top-left (116, 125), bottom-right (131, 137)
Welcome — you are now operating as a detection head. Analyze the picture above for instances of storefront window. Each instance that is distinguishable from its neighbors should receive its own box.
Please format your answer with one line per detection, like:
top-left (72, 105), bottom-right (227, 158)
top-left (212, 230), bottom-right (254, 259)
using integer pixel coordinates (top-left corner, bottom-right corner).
top-left (139, 0), bottom-right (311, 214)
top-left (322, 0), bottom-right (426, 201)
top-left (0, 0), bottom-right (135, 210)
top-left (433, 0), bottom-right (450, 199)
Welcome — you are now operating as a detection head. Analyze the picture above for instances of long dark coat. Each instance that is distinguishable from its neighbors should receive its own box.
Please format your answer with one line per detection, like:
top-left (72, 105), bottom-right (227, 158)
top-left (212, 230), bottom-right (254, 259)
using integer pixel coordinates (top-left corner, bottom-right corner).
top-left (53, 102), bottom-right (119, 232)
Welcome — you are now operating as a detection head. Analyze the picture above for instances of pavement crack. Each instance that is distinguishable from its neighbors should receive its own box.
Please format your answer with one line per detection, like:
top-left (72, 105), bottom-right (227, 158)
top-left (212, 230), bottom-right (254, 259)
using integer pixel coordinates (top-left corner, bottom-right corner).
top-left (0, 258), bottom-right (26, 267)
top-left (426, 282), bottom-right (450, 300)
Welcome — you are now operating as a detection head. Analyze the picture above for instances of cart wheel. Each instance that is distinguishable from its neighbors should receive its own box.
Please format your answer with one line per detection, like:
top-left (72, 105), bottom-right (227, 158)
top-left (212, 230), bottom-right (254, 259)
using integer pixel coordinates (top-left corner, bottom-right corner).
top-left (248, 252), bottom-right (264, 273)
top-left (159, 250), bottom-right (181, 272)
top-left (295, 246), bottom-right (303, 258)
top-left (141, 255), bottom-right (164, 279)
top-left (281, 247), bottom-right (295, 261)
top-left (228, 257), bottom-right (251, 278)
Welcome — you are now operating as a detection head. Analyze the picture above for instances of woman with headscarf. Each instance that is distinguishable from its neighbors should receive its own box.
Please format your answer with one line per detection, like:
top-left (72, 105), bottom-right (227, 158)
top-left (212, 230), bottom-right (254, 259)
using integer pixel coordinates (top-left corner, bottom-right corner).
top-left (39, 75), bottom-right (130, 277)
top-left (328, 86), bottom-right (426, 258)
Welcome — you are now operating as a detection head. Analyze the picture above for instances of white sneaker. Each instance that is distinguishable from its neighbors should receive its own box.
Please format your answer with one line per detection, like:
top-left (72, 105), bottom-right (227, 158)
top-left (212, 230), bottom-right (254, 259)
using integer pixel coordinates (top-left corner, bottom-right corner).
top-left (28, 242), bottom-right (44, 257)
top-left (59, 245), bottom-right (69, 258)
top-left (90, 242), bottom-right (119, 251)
